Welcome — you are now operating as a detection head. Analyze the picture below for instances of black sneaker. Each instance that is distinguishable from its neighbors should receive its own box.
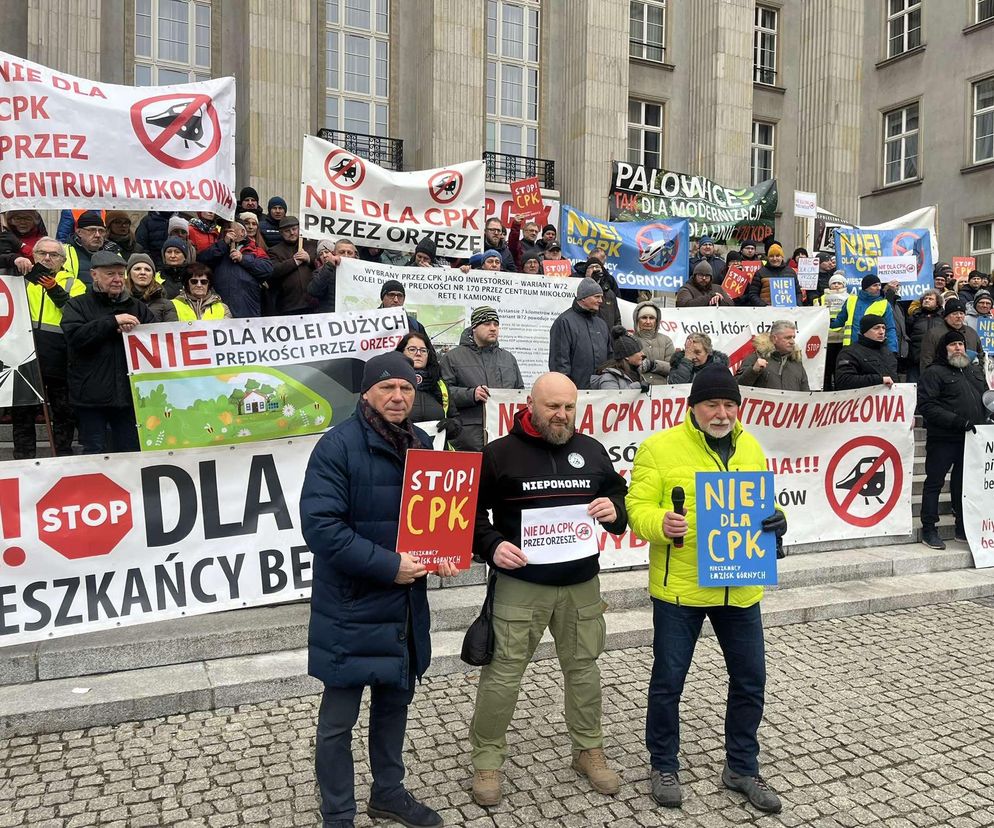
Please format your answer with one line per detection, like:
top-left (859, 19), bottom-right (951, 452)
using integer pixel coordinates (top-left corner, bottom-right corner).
top-left (954, 520), bottom-right (967, 542)
top-left (921, 527), bottom-right (946, 550)
top-left (721, 765), bottom-right (782, 813)
top-left (367, 791), bottom-right (443, 827)
top-left (650, 769), bottom-right (682, 808)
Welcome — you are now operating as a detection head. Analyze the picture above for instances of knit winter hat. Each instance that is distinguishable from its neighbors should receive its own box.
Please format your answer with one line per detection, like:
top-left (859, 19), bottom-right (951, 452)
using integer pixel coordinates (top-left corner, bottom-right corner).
top-left (161, 237), bottom-right (188, 256)
top-left (380, 279), bottom-right (405, 299)
top-left (693, 260), bottom-right (714, 278)
top-left (237, 212), bottom-right (258, 224)
top-left (943, 299), bottom-right (967, 317)
top-left (126, 253), bottom-right (155, 275)
top-left (76, 210), bottom-right (105, 229)
top-left (471, 306), bottom-right (500, 328)
top-left (576, 277), bottom-right (603, 300)
top-left (941, 329), bottom-right (966, 348)
top-left (860, 314), bottom-right (886, 335)
top-left (360, 352), bottom-right (417, 394)
top-left (698, 235), bottom-right (714, 246)
top-left (267, 196), bottom-right (288, 211)
top-left (238, 186), bottom-right (260, 202)
top-left (105, 211), bottom-right (131, 229)
top-left (828, 273), bottom-right (847, 287)
top-left (611, 325), bottom-right (642, 359)
top-left (861, 274), bottom-right (881, 290)
top-left (316, 239), bottom-right (336, 255)
top-left (973, 289), bottom-right (992, 306)
top-left (688, 364), bottom-right (741, 406)
top-left (740, 239), bottom-right (756, 250)
top-left (415, 236), bottom-right (437, 259)
top-left (542, 224), bottom-right (556, 235)
top-left (767, 243), bottom-right (784, 258)
top-left (167, 216), bottom-right (189, 234)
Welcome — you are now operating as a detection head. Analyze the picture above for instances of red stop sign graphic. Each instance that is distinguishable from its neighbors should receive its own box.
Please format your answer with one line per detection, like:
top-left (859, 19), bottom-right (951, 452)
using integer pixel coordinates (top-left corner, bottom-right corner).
top-left (0, 278), bottom-right (16, 339)
top-left (36, 474), bottom-right (133, 559)
top-left (805, 336), bottom-right (822, 360)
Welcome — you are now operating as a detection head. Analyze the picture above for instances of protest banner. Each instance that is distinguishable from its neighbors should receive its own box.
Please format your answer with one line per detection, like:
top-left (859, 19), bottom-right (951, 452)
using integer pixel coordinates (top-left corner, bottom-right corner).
top-left (963, 426), bottom-right (994, 569)
top-left (813, 206), bottom-right (939, 259)
top-left (696, 472), bottom-right (778, 586)
top-left (299, 134), bottom-right (485, 257)
top-left (796, 257), bottom-right (819, 290)
top-left (609, 162), bottom-right (778, 245)
top-left (542, 259), bottom-right (572, 278)
top-left (834, 227), bottom-right (934, 298)
top-left (396, 450), bottom-right (481, 571)
top-left (953, 256), bottom-right (976, 283)
top-left (334, 258), bottom-right (574, 383)
top-left (793, 191), bottom-right (817, 218)
top-left (0, 51), bottom-right (236, 217)
top-left (123, 307), bottom-right (408, 450)
top-left (977, 318), bottom-right (994, 355)
top-left (0, 438), bottom-right (318, 647)
top-left (722, 266), bottom-right (752, 300)
top-left (769, 278), bottom-right (797, 308)
top-left (0, 274), bottom-right (44, 406)
top-left (487, 189), bottom-right (560, 231)
top-left (510, 176), bottom-right (545, 220)
top-left (486, 383), bottom-right (915, 568)
top-left (561, 204), bottom-right (689, 291)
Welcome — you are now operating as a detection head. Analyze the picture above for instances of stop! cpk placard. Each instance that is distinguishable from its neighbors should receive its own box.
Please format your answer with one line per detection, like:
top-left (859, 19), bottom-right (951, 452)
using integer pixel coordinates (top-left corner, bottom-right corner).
top-left (396, 449), bottom-right (482, 572)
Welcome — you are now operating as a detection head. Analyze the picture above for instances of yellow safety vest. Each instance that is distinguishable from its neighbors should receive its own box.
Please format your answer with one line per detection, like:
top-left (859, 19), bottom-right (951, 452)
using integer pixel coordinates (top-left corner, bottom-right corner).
top-left (841, 293), bottom-right (889, 346)
top-left (172, 297), bottom-right (227, 321)
top-left (27, 272), bottom-right (87, 333)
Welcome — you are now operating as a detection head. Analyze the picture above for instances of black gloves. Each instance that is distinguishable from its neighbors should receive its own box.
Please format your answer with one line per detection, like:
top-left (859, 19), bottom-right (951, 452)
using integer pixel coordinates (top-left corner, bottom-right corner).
top-left (762, 510), bottom-right (788, 537)
top-left (960, 418), bottom-right (977, 433)
top-left (437, 418), bottom-right (462, 440)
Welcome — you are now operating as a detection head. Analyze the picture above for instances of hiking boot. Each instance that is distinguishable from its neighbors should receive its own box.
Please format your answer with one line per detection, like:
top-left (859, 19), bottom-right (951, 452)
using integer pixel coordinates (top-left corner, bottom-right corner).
top-left (954, 518), bottom-right (967, 542)
top-left (572, 748), bottom-right (621, 795)
top-left (722, 765), bottom-right (782, 813)
top-left (921, 527), bottom-right (946, 550)
top-left (471, 769), bottom-right (502, 807)
top-left (649, 769), bottom-right (682, 808)
top-left (367, 790), bottom-right (443, 827)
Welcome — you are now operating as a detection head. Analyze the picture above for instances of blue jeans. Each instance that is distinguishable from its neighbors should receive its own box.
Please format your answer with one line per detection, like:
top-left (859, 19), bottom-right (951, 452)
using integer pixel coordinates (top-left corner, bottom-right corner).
top-left (315, 677), bottom-right (416, 825)
top-left (646, 599), bottom-right (766, 776)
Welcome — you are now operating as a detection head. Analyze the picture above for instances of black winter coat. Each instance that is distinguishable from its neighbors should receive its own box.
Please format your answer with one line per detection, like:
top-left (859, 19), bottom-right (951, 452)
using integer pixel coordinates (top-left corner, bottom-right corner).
top-left (135, 211), bottom-right (174, 270)
top-left (917, 354), bottom-right (987, 439)
top-left (300, 408), bottom-right (433, 688)
top-left (907, 309), bottom-right (945, 367)
top-left (834, 337), bottom-right (898, 390)
top-left (549, 302), bottom-right (611, 390)
top-left (61, 289), bottom-right (155, 408)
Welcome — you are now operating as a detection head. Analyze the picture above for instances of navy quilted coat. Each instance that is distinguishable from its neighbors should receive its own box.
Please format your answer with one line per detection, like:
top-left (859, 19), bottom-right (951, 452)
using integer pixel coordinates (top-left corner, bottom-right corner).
top-left (300, 406), bottom-right (432, 688)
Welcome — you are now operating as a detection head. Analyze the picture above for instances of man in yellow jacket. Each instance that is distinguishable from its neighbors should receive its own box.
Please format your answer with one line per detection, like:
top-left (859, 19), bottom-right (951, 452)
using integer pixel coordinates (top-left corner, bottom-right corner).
top-left (627, 365), bottom-right (787, 814)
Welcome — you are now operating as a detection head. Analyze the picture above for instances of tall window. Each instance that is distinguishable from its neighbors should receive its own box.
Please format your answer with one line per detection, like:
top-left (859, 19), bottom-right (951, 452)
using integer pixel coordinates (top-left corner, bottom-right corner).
top-left (630, 1), bottom-right (666, 63)
top-left (751, 122), bottom-right (775, 184)
top-left (886, 0), bottom-right (921, 58)
top-left (977, 0), bottom-right (994, 24)
top-left (324, 0), bottom-right (390, 136)
top-left (134, 0), bottom-right (211, 85)
top-left (628, 100), bottom-right (663, 169)
top-left (970, 221), bottom-right (993, 273)
top-left (486, 0), bottom-right (540, 158)
top-left (973, 78), bottom-right (994, 164)
top-left (883, 102), bottom-right (920, 185)
top-left (753, 5), bottom-right (778, 85)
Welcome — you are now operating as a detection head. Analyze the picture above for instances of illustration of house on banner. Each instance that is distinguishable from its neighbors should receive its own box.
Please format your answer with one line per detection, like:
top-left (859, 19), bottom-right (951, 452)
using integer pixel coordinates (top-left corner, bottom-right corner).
top-left (240, 390), bottom-right (268, 415)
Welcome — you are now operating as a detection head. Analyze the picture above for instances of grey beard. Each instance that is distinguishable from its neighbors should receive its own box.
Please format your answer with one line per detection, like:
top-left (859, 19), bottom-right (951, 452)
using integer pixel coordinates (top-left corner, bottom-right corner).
top-left (948, 353), bottom-right (971, 369)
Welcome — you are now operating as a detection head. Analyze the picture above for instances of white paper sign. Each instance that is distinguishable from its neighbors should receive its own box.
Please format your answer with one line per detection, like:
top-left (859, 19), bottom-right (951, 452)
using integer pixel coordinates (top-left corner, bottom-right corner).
top-left (796, 257), bottom-right (819, 290)
top-left (415, 421), bottom-right (448, 451)
top-left (520, 504), bottom-right (598, 565)
top-left (794, 191), bottom-right (818, 218)
top-left (963, 426), bottom-right (994, 569)
top-left (876, 255), bottom-right (918, 282)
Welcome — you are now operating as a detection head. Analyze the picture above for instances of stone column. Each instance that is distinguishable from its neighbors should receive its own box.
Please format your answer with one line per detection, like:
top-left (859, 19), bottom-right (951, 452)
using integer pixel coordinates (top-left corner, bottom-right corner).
top-left (27, 0), bottom-right (103, 77)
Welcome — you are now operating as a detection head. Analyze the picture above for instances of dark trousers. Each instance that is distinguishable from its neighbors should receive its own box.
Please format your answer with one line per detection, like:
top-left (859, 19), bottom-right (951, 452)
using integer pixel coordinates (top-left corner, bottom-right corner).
top-left (646, 599), bottom-right (766, 776)
top-left (316, 678), bottom-right (415, 825)
top-left (823, 342), bottom-right (843, 391)
top-left (11, 375), bottom-right (76, 458)
top-left (75, 407), bottom-right (140, 454)
top-left (921, 436), bottom-right (964, 529)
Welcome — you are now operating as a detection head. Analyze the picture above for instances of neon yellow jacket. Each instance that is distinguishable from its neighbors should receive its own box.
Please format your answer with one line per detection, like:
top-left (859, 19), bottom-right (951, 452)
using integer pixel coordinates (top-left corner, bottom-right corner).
top-left (626, 414), bottom-right (770, 607)
top-left (27, 272), bottom-right (86, 333)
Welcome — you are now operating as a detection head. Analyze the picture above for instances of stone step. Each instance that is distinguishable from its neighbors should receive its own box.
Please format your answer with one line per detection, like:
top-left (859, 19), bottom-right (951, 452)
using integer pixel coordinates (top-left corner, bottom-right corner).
top-left (3, 565), bottom-right (993, 738)
top-left (1, 541), bottom-right (973, 688)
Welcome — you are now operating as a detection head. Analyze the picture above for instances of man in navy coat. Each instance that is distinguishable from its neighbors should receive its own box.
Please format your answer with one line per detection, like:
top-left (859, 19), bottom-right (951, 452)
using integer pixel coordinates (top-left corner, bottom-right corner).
top-left (301, 351), bottom-right (458, 828)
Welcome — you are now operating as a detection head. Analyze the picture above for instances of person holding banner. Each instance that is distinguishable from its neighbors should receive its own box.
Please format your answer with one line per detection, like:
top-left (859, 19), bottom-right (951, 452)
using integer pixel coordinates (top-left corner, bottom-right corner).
top-left (632, 302), bottom-right (675, 385)
top-left (199, 222), bottom-right (274, 318)
top-left (62, 211), bottom-right (120, 287)
top-left (813, 273), bottom-right (850, 389)
top-left (468, 372), bottom-right (629, 807)
top-left (676, 261), bottom-right (732, 308)
top-left (268, 216), bottom-right (320, 316)
top-left (746, 244), bottom-right (801, 307)
top-left (834, 315), bottom-right (897, 390)
top-left (626, 366), bottom-right (786, 814)
top-left (172, 264), bottom-right (231, 321)
top-left (483, 217), bottom-right (517, 272)
top-left (735, 322), bottom-right (810, 392)
top-left (300, 351), bottom-right (457, 828)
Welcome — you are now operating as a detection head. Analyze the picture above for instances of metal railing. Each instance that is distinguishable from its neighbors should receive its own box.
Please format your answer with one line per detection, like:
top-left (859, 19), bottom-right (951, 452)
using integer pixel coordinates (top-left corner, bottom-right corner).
top-left (317, 129), bottom-right (403, 170)
top-left (484, 151), bottom-right (556, 189)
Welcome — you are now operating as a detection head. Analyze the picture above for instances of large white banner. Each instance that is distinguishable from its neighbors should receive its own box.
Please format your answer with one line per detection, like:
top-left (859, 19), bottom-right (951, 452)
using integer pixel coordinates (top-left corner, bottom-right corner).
top-left (486, 384), bottom-right (915, 568)
top-left (0, 438), bottom-right (318, 647)
top-left (300, 134), bottom-right (485, 257)
top-left (335, 259), bottom-right (574, 383)
top-left (0, 274), bottom-right (44, 406)
top-left (0, 51), bottom-right (236, 217)
top-left (964, 426), bottom-right (994, 569)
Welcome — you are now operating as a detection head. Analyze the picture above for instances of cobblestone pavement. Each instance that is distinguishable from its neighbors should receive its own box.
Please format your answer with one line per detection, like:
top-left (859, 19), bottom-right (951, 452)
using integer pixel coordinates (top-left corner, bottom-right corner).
top-left (3, 601), bottom-right (994, 828)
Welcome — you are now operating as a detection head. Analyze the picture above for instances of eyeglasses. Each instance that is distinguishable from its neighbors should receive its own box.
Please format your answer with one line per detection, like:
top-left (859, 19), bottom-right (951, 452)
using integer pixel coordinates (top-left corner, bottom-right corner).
top-left (188, 278), bottom-right (210, 285)
top-left (404, 347), bottom-right (429, 355)
top-left (35, 250), bottom-right (65, 259)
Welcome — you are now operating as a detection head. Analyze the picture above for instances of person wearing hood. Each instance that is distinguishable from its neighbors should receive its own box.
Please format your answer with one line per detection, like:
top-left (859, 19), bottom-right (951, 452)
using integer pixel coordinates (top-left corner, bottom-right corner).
top-left (439, 306), bottom-right (523, 451)
top-left (520, 251), bottom-right (544, 275)
top-left (668, 333), bottom-right (730, 384)
top-left (834, 314), bottom-right (897, 390)
top-left (60, 251), bottom-right (155, 454)
top-left (237, 186), bottom-right (264, 220)
top-left (830, 273), bottom-right (898, 353)
top-left (105, 211), bottom-right (138, 260)
top-left (156, 238), bottom-right (190, 299)
top-left (268, 216), bottom-right (320, 315)
top-left (745, 244), bottom-right (800, 306)
top-left (63, 211), bottom-right (122, 287)
top-left (917, 329), bottom-right (988, 550)
top-left (135, 211), bottom-right (175, 270)
top-left (127, 253), bottom-right (177, 322)
top-left (633, 302), bottom-right (675, 385)
top-left (189, 211), bottom-right (223, 254)
top-left (735, 321), bottom-right (809, 391)
top-left (966, 289), bottom-right (993, 333)
top-left (591, 326), bottom-right (647, 391)
top-left (907, 289), bottom-right (946, 382)
top-left (920, 299), bottom-right (985, 371)
top-left (172, 264), bottom-right (231, 321)
top-left (549, 277), bottom-right (611, 390)
top-left (689, 236), bottom-right (727, 282)
top-left (813, 273), bottom-right (850, 389)
top-left (676, 260), bottom-right (732, 308)
top-left (580, 258), bottom-right (623, 331)
top-left (378, 278), bottom-right (427, 335)
top-left (260, 196), bottom-right (288, 247)
top-left (199, 221), bottom-right (274, 318)
top-left (1, 210), bottom-right (47, 264)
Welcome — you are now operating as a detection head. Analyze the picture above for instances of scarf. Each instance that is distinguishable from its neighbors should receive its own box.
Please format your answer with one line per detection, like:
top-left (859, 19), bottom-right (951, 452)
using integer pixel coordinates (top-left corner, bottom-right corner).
top-left (360, 399), bottom-right (417, 457)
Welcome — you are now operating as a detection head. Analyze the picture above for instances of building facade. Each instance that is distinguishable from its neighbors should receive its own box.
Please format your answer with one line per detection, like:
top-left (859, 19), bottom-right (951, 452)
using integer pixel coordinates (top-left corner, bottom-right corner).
top-left (2, 0), bottom-right (992, 265)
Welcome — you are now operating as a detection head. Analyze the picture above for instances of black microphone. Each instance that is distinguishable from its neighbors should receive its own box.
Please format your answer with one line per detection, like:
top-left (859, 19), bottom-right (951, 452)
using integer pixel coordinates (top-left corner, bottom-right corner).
top-left (671, 486), bottom-right (685, 549)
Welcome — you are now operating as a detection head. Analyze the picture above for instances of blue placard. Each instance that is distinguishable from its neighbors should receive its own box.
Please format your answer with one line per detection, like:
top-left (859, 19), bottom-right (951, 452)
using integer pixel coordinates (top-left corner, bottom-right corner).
top-left (768, 277), bottom-right (797, 308)
top-left (977, 317), bottom-right (994, 355)
top-left (561, 203), bottom-right (690, 291)
top-left (833, 227), bottom-right (934, 299)
top-left (695, 471), bottom-right (778, 586)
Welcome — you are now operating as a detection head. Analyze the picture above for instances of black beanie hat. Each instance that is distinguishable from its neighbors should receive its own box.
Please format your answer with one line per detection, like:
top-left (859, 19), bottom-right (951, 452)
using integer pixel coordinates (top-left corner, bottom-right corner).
top-left (611, 325), bottom-right (642, 360)
top-left (239, 186), bottom-right (260, 202)
top-left (542, 224), bottom-right (556, 235)
top-left (861, 274), bottom-right (881, 290)
top-left (380, 279), bottom-right (405, 299)
top-left (360, 352), bottom-right (417, 394)
top-left (941, 329), bottom-right (966, 349)
top-left (76, 210), bottom-right (105, 229)
top-left (688, 365), bottom-right (741, 406)
top-left (860, 313), bottom-right (886, 335)
top-left (943, 299), bottom-right (966, 317)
